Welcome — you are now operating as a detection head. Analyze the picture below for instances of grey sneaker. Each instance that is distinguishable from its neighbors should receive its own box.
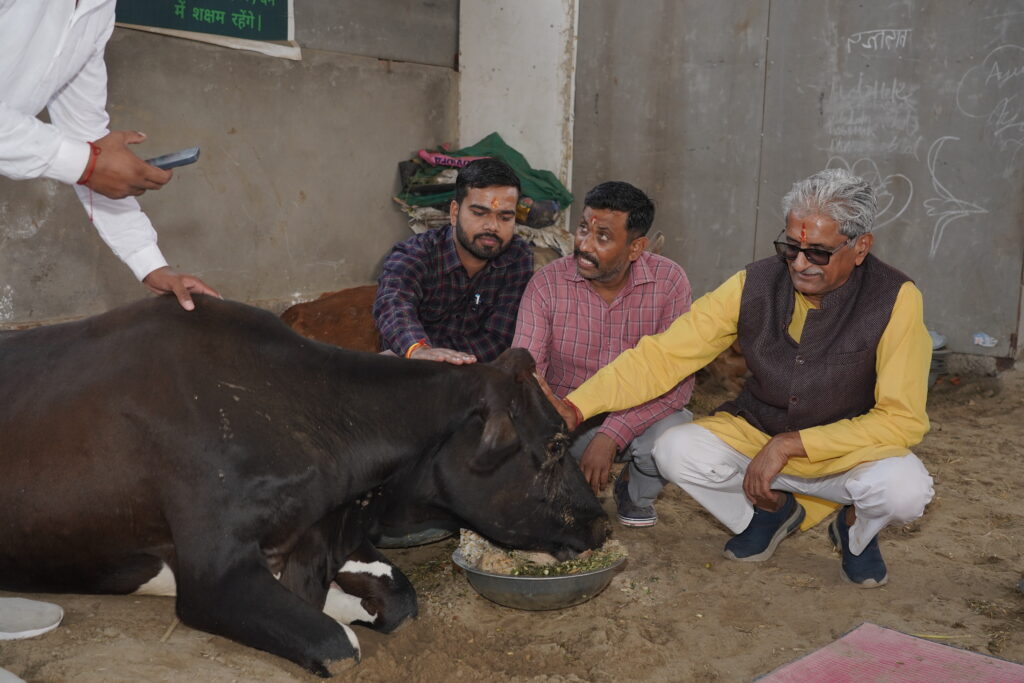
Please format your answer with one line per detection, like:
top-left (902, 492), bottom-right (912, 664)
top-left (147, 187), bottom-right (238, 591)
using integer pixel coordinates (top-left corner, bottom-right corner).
top-left (613, 474), bottom-right (657, 527)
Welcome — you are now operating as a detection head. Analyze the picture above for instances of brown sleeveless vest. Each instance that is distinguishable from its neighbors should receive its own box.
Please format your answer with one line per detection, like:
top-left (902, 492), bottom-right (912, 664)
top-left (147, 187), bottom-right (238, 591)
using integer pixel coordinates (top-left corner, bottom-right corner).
top-left (716, 253), bottom-right (910, 436)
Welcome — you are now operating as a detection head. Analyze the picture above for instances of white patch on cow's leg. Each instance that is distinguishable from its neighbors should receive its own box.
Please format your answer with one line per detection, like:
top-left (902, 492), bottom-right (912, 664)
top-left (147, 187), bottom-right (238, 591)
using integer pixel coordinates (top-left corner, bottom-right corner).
top-left (322, 583), bottom-right (377, 626)
top-left (132, 563), bottom-right (177, 597)
top-left (339, 560), bottom-right (393, 579)
top-left (341, 623), bottom-right (360, 660)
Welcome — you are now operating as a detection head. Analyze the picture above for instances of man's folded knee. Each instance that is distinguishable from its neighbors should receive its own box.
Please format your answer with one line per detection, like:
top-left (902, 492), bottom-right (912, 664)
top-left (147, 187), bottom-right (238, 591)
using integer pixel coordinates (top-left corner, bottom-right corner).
top-left (653, 425), bottom-right (742, 484)
top-left (850, 455), bottom-right (934, 522)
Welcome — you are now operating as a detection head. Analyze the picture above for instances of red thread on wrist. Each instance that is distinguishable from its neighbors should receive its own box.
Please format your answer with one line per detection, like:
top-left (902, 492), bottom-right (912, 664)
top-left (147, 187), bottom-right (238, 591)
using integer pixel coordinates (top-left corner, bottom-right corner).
top-left (405, 339), bottom-right (430, 359)
top-left (563, 398), bottom-right (584, 428)
top-left (77, 141), bottom-right (101, 185)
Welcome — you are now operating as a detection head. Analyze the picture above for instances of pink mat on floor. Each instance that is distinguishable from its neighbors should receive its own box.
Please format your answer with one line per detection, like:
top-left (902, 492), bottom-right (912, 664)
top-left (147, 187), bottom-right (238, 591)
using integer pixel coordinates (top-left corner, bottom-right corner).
top-left (758, 622), bottom-right (1024, 682)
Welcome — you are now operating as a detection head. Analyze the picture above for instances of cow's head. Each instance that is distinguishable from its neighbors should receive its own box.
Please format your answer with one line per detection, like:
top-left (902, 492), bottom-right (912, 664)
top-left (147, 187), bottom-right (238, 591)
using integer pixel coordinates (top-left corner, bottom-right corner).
top-left (372, 348), bottom-right (610, 559)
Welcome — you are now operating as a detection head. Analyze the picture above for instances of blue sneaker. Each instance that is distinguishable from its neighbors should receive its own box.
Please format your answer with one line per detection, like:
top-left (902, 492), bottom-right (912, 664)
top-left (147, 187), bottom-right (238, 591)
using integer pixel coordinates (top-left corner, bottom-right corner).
top-left (828, 505), bottom-right (888, 588)
top-left (613, 474), bottom-right (657, 527)
top-left (723, 492), bottom-right (805, 562)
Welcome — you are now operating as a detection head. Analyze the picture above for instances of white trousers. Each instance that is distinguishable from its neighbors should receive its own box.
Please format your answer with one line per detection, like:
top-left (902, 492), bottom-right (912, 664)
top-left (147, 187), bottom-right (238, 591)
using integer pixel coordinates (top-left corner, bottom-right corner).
top-left (653, 424), bottom-right (935, 555)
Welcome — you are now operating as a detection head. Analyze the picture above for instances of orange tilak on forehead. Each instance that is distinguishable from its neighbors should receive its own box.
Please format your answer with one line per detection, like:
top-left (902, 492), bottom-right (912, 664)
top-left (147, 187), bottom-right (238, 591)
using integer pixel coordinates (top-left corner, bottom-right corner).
top-left (491, 198), bottom-right (500, 209)
top-left (799, 225), bottom-right (807, 242)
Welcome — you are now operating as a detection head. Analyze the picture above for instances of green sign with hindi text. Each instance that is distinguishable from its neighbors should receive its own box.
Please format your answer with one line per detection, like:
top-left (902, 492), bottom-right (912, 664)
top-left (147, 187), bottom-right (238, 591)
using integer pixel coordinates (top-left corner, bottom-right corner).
top-left (115, 0), bottom-right (289, 42)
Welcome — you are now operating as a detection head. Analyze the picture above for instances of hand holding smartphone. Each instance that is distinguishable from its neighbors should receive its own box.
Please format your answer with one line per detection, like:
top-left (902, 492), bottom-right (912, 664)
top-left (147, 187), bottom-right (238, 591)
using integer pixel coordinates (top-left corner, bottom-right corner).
top-left (145, 146), bottom-right (200, 170)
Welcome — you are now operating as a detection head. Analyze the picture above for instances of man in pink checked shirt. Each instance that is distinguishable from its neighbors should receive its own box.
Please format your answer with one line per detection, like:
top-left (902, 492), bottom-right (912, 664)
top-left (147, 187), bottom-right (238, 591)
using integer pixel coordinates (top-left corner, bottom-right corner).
top-left (513, 181), bottom-right (695, 527)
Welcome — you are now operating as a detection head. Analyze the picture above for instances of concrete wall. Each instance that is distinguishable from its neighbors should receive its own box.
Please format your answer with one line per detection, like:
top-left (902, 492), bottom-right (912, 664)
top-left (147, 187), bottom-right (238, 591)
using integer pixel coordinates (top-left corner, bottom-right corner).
top-left (0, 22), bottom-right (457, 325)
top-left (758, 1), bottom-right (1024, 358)
top-left (296, 0), bottom-right (458, 68)
top-left (572, 1), bottom-right (769, 296)
top-left (459, 1), bottom-right (579, 192)
top-left (574, 0), bottom-right (1024, 357)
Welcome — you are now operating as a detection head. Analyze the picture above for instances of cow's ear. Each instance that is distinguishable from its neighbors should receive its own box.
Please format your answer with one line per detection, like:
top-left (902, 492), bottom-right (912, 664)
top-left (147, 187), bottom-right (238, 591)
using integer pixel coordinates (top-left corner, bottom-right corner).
top-left (470, 409), bottom-right (521, 474)
top-left (491, 348), bottom-right (537, 384)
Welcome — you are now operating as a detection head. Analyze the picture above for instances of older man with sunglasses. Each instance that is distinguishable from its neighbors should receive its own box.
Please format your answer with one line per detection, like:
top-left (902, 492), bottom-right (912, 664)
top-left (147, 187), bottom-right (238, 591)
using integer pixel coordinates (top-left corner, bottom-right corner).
top-left (540, 168), bottom-right (934, 588)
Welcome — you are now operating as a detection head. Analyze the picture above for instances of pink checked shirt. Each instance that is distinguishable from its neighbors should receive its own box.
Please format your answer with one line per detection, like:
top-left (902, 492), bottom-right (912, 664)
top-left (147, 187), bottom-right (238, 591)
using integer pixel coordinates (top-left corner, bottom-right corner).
top-left (513, 251), bottom-right (694, 449)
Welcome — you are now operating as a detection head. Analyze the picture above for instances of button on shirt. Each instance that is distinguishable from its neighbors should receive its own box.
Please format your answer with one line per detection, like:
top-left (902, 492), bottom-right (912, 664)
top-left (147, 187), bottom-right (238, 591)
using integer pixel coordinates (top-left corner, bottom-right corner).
top-left (374, 225), bottom-right (534, 362)
top-left (513, 251), bottom-right (694, 449)
top-left (0, 0), bottom-right (167, 280)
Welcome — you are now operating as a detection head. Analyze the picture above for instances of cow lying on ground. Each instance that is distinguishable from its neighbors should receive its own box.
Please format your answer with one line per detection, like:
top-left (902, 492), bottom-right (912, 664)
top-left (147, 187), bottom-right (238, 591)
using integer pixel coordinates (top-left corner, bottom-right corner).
top-left (0, 295), bottom-right (609, 676)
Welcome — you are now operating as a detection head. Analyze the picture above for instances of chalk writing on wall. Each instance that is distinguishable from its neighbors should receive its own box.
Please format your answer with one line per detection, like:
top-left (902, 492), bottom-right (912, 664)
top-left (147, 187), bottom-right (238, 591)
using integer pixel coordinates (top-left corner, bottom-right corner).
top-left (956, 44), bottom-right (1024, 163)
top-left (923, 136), bottom-right (988, 259)
top-left (825, 27), bottom-right (922, 158)
top-left (825, 73), bottom-right (922, 157)
top-left (846, 28), bottom-right (911, 53)
top-left (826, 156), bottom-right (912, 231)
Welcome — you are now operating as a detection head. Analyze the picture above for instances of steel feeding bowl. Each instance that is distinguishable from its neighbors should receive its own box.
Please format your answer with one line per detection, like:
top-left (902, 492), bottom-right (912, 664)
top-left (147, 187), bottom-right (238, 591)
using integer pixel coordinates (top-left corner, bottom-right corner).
top-left (451, 549), bottom-right (626, 611)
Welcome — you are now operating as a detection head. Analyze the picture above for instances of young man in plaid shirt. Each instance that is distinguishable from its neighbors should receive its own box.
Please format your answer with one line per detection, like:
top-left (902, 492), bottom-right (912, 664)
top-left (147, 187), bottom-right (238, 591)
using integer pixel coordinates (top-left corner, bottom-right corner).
top-left (374, 158), bottom-right (533, 364)
top-left (513, 181), bottom-right (694, 527)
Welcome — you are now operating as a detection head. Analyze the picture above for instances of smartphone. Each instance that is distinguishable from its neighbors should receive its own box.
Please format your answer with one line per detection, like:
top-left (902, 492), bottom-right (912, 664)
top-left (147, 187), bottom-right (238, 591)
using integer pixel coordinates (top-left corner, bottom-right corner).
top-left (145, 146), bottom-right (200, 170)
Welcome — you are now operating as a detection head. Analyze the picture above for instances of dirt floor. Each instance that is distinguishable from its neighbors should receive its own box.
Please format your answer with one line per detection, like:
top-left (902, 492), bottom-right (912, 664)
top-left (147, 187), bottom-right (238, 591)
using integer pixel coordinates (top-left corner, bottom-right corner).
top-left (2, 366), bottom-right (1022, 682)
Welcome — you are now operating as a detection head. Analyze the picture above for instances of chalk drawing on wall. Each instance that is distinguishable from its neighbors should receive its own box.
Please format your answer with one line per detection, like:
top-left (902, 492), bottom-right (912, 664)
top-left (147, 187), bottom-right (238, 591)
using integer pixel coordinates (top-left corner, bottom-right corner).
top-left (0, 285), bottom-right (13, 322)
top-left (956, 44), bottom-right (1024, 164)
top-left (923, 136), bottom-right (988, 259)
top-left (826, 156), bottom-right (913, 230)
top-left (0, 180), bottom-right (59, 242)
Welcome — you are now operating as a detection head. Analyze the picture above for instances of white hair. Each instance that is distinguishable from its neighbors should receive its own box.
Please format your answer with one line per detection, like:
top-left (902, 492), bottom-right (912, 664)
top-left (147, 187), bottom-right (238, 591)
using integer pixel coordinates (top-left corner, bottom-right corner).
top-left (781, 168), bottom-right (877, 237)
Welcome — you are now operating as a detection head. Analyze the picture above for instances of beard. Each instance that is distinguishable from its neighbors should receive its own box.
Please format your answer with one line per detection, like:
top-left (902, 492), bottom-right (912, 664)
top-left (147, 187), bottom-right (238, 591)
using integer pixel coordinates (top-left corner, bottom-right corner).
top-left (456, 219), bottom-right (507, 260)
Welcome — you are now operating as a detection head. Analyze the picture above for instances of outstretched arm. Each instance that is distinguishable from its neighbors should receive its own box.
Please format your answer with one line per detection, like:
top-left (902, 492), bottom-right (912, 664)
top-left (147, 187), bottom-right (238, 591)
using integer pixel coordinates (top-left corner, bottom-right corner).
top-left (40, 24), bottom-right (216, 310)
top-left (374, 246), bottom-right (434, 357)
top-left (565, 271), bottom-right (745, 422)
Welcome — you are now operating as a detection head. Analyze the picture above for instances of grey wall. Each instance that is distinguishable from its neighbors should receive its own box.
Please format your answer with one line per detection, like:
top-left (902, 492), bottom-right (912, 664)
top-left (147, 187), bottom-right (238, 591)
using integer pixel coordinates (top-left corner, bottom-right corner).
top-left (296, 0), bottom-right (458, 68)
top-left (759, 1), bottom-right (1024, 358)
top-left (573, 2), bottom-right (770, 296)
top-left (574, 1), bottom-right (1024, 357)
top-left (0, 22), bottom-right (457, 325)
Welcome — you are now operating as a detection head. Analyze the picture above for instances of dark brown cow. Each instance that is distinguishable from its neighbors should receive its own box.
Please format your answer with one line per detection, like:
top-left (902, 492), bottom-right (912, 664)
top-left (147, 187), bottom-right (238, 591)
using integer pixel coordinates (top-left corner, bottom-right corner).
top-left (0, 295), bottom-right (609, 676)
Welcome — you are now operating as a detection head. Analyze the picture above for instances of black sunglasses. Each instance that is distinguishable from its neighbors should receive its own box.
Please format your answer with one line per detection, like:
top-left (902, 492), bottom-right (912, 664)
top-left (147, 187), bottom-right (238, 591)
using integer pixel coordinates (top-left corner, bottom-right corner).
top-left (773, 230), bottom-right (855, 266)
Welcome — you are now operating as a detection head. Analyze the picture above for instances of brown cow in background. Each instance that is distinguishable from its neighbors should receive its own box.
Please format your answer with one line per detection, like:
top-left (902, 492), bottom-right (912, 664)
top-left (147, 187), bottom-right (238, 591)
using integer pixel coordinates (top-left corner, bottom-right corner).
top-left (280, 285), bottom-right (380, 352)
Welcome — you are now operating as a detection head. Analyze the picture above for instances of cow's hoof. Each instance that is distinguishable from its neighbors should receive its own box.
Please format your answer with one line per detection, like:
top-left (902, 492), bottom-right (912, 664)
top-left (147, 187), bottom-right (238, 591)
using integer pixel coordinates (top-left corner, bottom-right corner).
top-left (306, 623), bottom-right (360, 677)
top-left (320, 655), bottom-right (359, 677)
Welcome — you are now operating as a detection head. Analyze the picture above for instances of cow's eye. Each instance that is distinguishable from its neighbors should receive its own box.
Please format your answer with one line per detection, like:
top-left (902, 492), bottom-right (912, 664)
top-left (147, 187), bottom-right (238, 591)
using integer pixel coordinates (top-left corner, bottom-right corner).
top-left (545, 433), bottom-right (570, 460)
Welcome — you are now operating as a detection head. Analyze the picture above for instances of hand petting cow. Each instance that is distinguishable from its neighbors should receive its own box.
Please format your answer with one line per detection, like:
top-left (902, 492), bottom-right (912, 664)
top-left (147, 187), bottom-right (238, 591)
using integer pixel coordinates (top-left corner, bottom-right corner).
top-left (0, 295), bottom-right (610, 676)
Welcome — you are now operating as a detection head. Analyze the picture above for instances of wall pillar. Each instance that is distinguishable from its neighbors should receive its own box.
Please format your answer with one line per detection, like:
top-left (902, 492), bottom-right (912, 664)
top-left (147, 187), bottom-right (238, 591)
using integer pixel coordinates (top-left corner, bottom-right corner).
top-left (458, 1), bottom-right (579, 202)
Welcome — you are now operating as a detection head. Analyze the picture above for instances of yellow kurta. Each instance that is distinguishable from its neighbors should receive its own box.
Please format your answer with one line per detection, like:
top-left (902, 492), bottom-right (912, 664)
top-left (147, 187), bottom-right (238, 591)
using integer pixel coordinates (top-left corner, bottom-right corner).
top-left (566, 269), bottom-right (932, 528)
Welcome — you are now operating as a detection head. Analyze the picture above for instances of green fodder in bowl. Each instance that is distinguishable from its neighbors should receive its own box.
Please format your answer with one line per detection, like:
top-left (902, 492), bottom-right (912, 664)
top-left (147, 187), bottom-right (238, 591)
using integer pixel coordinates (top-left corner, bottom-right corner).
top-left (457, 529), bottom-right (627, 576)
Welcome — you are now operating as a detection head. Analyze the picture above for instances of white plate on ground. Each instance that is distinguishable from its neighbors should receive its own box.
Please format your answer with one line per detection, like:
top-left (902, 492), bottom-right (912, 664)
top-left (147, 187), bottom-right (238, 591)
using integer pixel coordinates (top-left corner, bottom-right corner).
top-left (0, 597), bottom-right (64, 640)
top-left (0, 666), bottom-right (27, 683)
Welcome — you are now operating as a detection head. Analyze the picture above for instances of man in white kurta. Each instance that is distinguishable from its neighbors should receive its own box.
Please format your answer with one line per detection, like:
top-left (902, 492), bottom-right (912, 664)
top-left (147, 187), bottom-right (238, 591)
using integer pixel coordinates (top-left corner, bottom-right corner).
top-left (0, 0), bottom-right (218, 309)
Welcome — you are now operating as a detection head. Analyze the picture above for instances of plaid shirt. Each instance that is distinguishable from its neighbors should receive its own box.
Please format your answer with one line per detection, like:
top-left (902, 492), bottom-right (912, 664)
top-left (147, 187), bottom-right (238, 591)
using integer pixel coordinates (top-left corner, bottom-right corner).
top-left (374, 225), bottom-right (534, 362)
top-left (513, 252), bottom-right (694, 449)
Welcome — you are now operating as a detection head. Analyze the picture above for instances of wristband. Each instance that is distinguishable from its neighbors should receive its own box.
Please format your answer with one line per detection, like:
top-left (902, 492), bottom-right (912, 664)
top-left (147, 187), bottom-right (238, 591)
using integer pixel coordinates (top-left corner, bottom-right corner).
top-left (405, 339), bottom-right (430, 358)
top-left (563, 398), bottom-right (584, 428)
top-left (77, 141), bottom-right (101, 185)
